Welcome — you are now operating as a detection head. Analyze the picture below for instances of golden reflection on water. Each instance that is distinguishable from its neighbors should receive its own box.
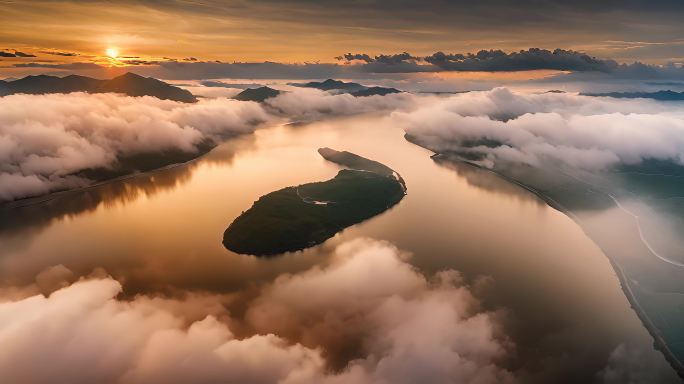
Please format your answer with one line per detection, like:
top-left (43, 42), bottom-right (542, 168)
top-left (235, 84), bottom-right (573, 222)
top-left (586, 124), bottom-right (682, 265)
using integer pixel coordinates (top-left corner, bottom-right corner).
top-left (0, 112), bottom-right (676, 382)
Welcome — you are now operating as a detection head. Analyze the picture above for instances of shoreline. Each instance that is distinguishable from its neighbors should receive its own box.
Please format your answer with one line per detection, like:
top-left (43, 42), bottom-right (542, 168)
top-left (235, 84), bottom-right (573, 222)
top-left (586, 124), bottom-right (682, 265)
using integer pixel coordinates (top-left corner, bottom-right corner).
top-left (0, 154), bottom-right (207, 211)
top-left (430, 153), bottom-right (684, 380)
top-left (223, 149), bottom-right (407, 256)
top-left (0, 118), bottom-right (287, 210)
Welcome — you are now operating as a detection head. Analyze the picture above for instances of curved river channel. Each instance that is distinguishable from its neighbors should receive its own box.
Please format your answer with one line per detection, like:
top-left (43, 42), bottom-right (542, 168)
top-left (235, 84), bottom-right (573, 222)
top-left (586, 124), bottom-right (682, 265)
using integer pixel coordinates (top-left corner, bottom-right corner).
top-left (0, 112), bottom-right (679, 383)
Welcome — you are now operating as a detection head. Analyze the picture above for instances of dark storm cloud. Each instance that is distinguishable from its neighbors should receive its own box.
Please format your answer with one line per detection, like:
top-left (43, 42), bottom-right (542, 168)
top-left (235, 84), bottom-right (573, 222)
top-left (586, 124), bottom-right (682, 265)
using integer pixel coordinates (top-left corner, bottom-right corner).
top-left (338, 52), bottom-right (418, 65)
top-left (40, 50), bottom-right (79, 57)
top-left (12, 50), bottom-right (36, 58)
top-left (335, 48), bottom-right (618, 73)
top-left (0, 50), bottom-right (34, 58)
top-left (332, 48), bottom-right (684, 79)
top-left (339, 52), bottom-right (418, 64)
top-left (337, 53), bottom-right (373, 63)
top-left (424, 48), bottom-right (616, 72)
top-left (375, 52), bottom-right (417, 64)
top-left (335, 52), bottom-right (426, 73)
top-left (120, 59), bottom-right (161, 66)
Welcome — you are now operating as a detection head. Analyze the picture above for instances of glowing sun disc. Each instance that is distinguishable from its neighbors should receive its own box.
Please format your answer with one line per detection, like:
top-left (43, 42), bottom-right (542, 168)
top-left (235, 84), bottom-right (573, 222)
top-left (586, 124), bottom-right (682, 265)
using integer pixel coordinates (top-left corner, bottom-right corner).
top-left (105, 47), bottom-right (119, 58)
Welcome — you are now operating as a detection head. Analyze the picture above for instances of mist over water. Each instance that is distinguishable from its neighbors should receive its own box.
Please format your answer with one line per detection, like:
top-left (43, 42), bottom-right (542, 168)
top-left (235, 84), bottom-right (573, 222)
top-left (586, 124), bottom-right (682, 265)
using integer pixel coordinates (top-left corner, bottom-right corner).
top-left (397, 88), bottom-right (684, 378)
top-left (4, 0), bottom-right (684, 381)
top-left (0, 113), bottom-right (679, 383)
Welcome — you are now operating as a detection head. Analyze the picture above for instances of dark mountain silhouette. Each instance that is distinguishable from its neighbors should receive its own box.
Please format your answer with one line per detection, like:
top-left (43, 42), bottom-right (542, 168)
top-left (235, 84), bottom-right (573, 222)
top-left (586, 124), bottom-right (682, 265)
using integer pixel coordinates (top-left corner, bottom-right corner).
top-left (8, 74), bottom-right (102, 94)
top-left (290, 78), bottom-right (366, 91)
top-left (0, 72), bottom-right (197, 102)
top-left (97, 73), bottom-right (196, 102)
top-left (583, 90), bottom-right (684, 101)
top-left (351, 86), bottom-right (401, 97)
top-left (232, 86), bottom-right (281, 102)
top-left (289, 78), bottom-right (402, 97)
top-left (0, 80), bottom-right (7, 96)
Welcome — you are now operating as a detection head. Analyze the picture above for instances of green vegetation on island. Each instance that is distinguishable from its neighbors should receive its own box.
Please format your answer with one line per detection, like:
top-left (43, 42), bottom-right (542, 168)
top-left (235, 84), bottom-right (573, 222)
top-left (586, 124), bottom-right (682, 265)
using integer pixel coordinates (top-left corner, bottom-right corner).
top-left (223, 148), bottom-right (406, 256)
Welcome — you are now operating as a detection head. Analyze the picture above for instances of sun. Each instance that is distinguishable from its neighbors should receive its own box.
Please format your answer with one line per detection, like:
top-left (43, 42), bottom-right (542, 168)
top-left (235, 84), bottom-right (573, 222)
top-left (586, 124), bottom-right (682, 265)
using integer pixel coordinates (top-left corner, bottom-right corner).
top-left (105, 47), bottom-right (119, 58)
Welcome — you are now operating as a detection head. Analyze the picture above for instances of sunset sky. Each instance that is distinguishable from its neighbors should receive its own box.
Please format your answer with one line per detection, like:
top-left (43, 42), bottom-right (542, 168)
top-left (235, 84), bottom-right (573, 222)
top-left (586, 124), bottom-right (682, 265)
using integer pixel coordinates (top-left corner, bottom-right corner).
top-left (2, 0), bottom-right (684, 76)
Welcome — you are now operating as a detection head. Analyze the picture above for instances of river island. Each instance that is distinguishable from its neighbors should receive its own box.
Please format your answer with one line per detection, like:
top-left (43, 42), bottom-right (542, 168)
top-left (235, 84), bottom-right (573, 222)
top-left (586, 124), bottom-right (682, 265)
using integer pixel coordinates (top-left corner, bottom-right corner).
top-left (222, 148), bottom-right (406, 256)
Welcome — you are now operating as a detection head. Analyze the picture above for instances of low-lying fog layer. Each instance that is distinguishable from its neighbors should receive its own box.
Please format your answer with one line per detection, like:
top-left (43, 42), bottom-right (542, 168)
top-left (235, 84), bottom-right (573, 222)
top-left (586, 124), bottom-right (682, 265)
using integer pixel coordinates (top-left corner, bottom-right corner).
top-left (0, 93), bottom-right (267, 200)
top-left (0, 239), bottom-right (514, 384)
top-left (395, 87), bottom-right (684, 170)
top-left (0, 89), bottom-right (415, 201)
top-left (4, 86), bottom-right (684, 201)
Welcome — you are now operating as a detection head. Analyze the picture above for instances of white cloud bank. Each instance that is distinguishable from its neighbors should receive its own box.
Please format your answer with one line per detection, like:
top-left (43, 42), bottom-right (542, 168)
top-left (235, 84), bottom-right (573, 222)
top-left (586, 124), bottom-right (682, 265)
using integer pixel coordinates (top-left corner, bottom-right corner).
top-left (8, 86), bottom-right (676, 201)
top-left (0, 93), bottom-right (269, 201)
top-left (0, 239), bottom-right (514, 384)
top-left (0, 88), bottom-right (420, 201)
top-left (395, 88), bottom-right (684, 170)
top-left (266, 87), bottom-right (417, 119)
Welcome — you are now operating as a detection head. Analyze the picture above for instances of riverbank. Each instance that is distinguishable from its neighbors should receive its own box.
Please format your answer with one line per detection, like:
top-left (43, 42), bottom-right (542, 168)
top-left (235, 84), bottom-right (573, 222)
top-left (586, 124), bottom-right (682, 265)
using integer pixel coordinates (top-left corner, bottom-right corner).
top-left (428, 152), bottom-right (684, 380)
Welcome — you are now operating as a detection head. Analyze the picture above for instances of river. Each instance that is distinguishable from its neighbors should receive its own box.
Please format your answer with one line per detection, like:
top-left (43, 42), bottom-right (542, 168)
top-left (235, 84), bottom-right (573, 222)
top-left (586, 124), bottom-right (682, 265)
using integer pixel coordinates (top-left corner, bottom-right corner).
top-left (0, 112), bottom-right (678, 383)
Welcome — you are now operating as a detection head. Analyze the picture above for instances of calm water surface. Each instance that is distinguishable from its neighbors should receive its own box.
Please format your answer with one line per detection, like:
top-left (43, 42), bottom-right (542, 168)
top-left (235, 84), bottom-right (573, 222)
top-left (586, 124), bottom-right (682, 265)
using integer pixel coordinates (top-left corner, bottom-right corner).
top-left (0, 113), bottom-right (678, 382)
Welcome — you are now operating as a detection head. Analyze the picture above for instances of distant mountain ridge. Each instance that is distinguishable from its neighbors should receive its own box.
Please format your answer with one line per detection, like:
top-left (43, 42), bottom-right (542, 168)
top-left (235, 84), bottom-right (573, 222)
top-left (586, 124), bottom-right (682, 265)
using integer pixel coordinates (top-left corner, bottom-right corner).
top-left (291, 78), bottom-right (366, 91)
top-left (232, 86), bottom-right (281, 102)
top-left (0, 72), bottom-right (197, 102)
top-left (583, 90), bottom-right (684, 101)
top-left (290, 78), bottom-right (402, 96)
